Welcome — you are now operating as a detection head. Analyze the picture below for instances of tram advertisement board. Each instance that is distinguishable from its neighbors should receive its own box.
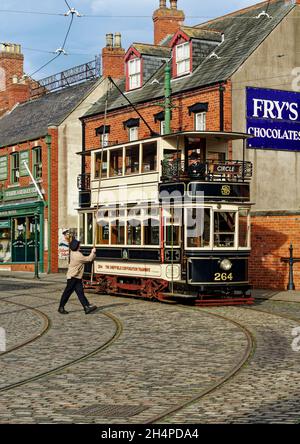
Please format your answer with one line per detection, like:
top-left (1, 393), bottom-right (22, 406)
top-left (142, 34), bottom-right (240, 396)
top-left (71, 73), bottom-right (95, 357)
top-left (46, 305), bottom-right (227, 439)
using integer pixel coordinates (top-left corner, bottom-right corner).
top-left (246, 87), bottom-right (300, 151)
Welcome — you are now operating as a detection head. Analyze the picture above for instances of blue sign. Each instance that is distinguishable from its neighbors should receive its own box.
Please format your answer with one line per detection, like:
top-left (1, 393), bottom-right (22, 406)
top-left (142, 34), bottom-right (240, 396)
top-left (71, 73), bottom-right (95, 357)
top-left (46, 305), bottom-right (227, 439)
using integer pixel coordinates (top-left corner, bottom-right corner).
top-left (247, 87), bottom-right (300, 151)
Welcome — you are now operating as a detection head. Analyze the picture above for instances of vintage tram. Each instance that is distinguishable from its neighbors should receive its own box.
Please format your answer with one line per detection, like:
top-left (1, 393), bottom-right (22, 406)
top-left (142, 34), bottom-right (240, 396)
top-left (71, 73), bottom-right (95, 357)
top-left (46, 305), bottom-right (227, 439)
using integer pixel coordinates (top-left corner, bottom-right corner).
top-left (78, 131), bottom-right (253, 306)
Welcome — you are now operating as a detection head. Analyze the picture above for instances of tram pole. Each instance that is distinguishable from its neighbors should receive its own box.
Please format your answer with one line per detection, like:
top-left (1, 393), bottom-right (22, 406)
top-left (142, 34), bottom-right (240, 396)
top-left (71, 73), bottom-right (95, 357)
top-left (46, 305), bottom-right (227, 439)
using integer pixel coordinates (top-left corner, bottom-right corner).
top-left (34, 212), bottom-right (39, 280)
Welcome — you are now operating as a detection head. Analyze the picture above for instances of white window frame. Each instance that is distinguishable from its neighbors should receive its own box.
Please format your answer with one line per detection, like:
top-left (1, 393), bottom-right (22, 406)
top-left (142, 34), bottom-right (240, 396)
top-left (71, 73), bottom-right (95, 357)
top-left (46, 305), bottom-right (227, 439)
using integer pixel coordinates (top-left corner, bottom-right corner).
top-left (195, 112), bottom-right (207, 131)
top-left (184, 206), bottom-right (212, 251)
top-left (128, 58), bottom-right (141, 90)
top-left (176, 42), bottom-right (190, 76)
top-left (129, 126), bottom-right (139, 142)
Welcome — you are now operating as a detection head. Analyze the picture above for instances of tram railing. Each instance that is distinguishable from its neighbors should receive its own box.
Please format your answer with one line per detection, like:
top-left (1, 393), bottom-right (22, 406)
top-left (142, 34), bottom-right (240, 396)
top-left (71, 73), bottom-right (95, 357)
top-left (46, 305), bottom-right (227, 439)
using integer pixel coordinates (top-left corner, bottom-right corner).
top-left (161, 159), bottom-right (253, 183)
top-left (77, 173), bottom-right (91, 191)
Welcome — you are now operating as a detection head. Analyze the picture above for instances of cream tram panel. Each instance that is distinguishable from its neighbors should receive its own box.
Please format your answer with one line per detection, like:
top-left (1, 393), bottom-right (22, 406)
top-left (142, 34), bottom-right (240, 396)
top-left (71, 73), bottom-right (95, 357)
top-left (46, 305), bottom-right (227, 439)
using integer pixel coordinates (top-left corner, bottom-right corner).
top-left (94, 261), bottom-right (181, 282)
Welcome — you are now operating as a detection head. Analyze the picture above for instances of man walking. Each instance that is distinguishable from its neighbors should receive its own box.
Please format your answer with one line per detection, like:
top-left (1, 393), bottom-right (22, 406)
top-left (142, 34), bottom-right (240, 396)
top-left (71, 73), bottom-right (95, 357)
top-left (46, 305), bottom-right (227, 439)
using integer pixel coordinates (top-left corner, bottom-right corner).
top-left (58, 239), bottom-right (97, 315)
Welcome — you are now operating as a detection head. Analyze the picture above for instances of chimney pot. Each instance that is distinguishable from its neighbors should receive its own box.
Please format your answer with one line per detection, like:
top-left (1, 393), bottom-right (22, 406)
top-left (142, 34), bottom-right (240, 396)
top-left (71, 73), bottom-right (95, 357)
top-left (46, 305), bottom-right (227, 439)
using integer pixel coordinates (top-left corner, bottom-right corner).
top-left (170, 0), bottom-right (177, 9)
top-left (114, 32), bottom-right (122, 48)
top-left (106, 33), bottom-right (114, 48)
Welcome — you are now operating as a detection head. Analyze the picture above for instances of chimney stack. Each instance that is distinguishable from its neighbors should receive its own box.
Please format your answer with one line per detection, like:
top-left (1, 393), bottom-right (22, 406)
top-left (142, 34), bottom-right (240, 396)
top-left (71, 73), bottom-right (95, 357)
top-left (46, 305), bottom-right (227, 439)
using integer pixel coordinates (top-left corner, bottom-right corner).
top-left (0, 43), bottom-right (30, 115)
top-left (102, 33), bottom-right (125, 79)
top-left (153, 0), bottom-right (185, 45)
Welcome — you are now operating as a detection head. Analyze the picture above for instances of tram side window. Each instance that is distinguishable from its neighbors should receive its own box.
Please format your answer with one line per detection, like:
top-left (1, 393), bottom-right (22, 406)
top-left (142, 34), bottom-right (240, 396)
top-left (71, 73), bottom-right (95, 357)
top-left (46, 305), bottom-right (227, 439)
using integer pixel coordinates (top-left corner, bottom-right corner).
top-left (214, 212), bottom-right (236, 248)
top-left (144, 218), bottom-right (160, 246)
top-left (95, 152), bottom-right (108, 179)
top-left (165, 208), bottom-right (181, 247)
top-left (125, 145), bottom-right (140, 175)
top-left (127, 219), bottom-right (141, 246)
top-left (110, 148), bottom-right (123, 177)
top-left (79, 213), bottom-right (86, 243)
top-left (87, 213), bottom-right (93, 245)
top-left (239, 209), bottom-right (250, 248)
top-left (111, 220), bottom-right (125, 245)
top-left (186, 208), bottom-right (210, 248)
top-left (142, 142), bottom-right (157, 173)
top-left (96, 221), bottom-right (109, 245)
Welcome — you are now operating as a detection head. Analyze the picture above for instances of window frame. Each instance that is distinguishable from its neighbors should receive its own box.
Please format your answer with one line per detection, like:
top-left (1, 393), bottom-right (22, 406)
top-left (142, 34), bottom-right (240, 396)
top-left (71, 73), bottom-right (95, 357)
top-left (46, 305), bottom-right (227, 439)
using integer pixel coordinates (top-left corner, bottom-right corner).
top-left (128, 58), bottom-right (141, 90)
top-left (10, 152), bottom-right (20, 184)
top-left (175, 41), bottom-right (191, 77)
top-left (32, 146), bottom-right (42, 180)
top-left (195, 112), bottom-right (207, 131)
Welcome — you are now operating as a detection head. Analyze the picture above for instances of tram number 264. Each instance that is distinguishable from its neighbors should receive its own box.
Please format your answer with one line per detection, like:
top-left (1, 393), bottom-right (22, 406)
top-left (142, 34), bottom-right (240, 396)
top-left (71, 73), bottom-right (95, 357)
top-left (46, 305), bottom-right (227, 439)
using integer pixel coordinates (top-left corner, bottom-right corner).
top-left (214, 273), bottom-right (233, 282)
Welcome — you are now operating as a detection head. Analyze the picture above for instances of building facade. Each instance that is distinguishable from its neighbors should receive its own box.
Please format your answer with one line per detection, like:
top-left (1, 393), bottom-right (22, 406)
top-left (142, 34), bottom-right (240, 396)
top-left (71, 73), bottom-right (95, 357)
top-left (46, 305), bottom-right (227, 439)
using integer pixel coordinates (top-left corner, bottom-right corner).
top-left (79, 0), bottom-right (300, 290)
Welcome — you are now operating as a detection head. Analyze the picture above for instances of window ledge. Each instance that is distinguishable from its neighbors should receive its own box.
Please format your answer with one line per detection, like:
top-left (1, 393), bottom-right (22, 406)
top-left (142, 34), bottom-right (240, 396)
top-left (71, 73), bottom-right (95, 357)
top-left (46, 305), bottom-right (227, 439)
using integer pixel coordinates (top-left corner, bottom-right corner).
top-left (7, 183), bottom-right (20, 189)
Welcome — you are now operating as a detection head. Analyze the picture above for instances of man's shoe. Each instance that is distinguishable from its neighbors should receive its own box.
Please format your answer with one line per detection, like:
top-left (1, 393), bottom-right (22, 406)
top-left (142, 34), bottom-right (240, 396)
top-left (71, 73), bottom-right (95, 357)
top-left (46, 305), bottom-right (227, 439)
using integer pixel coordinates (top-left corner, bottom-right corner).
top-left (58, 307), bottom-right (69, 315)
top-left (84, 305), bottom-right (97, 314)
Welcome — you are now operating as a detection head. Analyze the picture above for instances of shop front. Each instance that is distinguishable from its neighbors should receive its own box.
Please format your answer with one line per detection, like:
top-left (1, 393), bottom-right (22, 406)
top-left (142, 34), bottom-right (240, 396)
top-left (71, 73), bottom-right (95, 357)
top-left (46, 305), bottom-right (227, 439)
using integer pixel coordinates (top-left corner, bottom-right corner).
top-left (0, 186), bottom-right (45, 272)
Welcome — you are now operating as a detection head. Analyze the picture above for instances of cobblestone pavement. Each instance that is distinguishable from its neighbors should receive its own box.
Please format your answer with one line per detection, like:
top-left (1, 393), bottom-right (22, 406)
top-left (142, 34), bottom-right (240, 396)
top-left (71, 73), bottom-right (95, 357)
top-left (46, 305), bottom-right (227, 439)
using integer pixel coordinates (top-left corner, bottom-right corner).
top-left (0, 278), bottom-right (300, 424)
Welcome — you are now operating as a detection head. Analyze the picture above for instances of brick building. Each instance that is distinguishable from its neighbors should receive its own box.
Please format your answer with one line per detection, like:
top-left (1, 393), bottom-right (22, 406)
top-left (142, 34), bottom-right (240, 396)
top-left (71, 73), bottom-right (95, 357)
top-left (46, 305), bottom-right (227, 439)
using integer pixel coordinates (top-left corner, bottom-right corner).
top-left (0, 44), bottom-right (109, 273)
top-left (79, 0), bottom-right (300, 290)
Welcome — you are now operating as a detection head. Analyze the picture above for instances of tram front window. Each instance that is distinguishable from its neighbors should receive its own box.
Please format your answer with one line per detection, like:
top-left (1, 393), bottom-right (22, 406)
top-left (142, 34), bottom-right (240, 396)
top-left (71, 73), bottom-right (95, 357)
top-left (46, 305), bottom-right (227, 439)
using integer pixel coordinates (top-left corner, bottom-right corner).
top-left (186, 208), bottom-right (210, 248)
top-left (144, 218), bottom-right (160, 246)
top-left (214, 212), bottom-right (236, 248)
top-left (239, 209), bottom-right (250, 248)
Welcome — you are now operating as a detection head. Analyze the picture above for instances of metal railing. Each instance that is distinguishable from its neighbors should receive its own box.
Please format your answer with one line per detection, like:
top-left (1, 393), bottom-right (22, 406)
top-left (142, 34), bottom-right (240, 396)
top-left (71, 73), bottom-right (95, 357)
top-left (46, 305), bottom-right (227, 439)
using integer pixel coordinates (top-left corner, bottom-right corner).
top-left (161, 159), bottom-right (253, 182)
top-left (77, 173), bottom-right (91, 191)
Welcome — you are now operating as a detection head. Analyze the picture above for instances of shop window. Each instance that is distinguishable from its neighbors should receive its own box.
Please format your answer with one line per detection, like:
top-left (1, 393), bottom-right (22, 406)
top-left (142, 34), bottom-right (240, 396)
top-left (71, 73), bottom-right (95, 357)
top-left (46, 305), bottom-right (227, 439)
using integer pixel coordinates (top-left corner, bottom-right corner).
top-left (95, 151), bottom-right (108, 179)
top-left (33, 147), bottom-right (42, 180)
top-left (214, 212), bottom-right (236, 248)
top-left (142, 142), bottom-right (157, 173)
top-left (11, 153), bottom-right (20, 184)
top-left (125, 145), bottom-right (140, 175)
top-left (11, 216), bottom-right (39, 263)
top-left (127, 219), bottom-right (141, 246)
top-left (195, 112), bottom-right (206, 131)
top-left (87, 213), bottom-right (93, 245)
top-left (186, 208), bottom-right (210, 248)
top-left (175, 42), bottom-right (190, 76)
top-left (239, 209), bottom-right (250, 248)
top-left (0, 221), bottom-right (11, 263)
top-left (110, 148), bottom-right (123, 177)
top-left (143, 218), bottom-right (160, 246)
top-left (111, 220), bottom-right (125, 245)
top-left (128, 58), bottom-right (141, 90)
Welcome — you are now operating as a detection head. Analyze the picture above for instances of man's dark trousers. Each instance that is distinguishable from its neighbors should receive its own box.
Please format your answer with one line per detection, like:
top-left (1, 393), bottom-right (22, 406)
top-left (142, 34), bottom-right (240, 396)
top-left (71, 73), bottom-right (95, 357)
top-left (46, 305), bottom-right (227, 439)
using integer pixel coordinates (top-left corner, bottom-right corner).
top-left (60, 278), bottom-right (90, 308)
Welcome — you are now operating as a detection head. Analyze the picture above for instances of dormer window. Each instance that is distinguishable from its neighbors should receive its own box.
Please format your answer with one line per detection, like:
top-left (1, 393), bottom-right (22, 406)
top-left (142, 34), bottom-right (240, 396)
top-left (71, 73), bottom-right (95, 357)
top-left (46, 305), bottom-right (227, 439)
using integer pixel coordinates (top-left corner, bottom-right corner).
top-left (128, 58), bottom-right (141, 90)
top-left (175, 42), bottom-right (190, 76)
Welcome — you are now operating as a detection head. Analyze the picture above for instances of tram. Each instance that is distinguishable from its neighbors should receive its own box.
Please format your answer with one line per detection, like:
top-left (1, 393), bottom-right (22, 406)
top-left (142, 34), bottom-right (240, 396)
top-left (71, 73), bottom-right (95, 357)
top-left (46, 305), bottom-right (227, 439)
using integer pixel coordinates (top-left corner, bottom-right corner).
top-left (78, 131), bottom-right (253, 306)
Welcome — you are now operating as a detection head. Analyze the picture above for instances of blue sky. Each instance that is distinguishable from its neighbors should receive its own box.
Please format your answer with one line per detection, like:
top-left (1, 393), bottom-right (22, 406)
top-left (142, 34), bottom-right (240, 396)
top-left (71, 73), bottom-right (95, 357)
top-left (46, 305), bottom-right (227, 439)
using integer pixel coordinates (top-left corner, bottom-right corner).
top-left (0, 0), bottom-right (259, 80)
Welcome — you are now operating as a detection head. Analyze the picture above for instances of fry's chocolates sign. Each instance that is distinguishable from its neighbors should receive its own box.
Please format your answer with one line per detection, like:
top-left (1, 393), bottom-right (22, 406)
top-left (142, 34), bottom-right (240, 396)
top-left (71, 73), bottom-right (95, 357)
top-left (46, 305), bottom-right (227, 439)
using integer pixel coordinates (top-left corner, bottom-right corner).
top-left (247, 87), bottom-right (300, 151)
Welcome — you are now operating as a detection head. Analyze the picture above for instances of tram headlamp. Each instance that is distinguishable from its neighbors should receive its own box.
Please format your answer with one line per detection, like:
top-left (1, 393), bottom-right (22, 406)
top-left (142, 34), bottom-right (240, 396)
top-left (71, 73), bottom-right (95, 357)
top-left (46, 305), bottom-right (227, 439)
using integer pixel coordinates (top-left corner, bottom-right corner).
top-left (220, 259), bottom-right (232, 271)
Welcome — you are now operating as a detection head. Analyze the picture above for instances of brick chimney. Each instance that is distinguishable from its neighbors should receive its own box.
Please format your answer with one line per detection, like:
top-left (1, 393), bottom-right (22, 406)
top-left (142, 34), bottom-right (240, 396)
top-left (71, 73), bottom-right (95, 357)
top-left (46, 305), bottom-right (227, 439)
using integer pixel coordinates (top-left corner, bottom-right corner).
top-left (0, 43), bottom-right (30, 115)
top-left (153, 0), bottom-right (185, 45)
top-left (102, 33), bottom-right (126, 79)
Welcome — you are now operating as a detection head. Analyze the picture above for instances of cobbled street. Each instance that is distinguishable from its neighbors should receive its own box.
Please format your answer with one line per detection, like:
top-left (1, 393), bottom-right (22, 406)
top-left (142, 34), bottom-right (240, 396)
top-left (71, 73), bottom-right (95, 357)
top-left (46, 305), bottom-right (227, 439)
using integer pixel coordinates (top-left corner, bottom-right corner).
top-left (0, 276), bottom-right (300, 424)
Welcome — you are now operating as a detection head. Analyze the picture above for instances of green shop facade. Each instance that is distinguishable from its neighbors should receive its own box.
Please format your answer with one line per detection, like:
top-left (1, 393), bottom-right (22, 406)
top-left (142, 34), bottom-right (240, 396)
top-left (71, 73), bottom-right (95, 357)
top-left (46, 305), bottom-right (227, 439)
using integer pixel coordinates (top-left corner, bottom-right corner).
top-left (0, 185), bottom-right (45, 271)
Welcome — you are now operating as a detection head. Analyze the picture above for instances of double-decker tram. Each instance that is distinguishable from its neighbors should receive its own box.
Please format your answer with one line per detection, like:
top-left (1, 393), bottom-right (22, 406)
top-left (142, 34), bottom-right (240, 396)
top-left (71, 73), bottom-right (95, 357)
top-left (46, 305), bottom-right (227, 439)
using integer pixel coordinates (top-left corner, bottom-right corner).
top-left (78, 131), bottom-right (253, 306)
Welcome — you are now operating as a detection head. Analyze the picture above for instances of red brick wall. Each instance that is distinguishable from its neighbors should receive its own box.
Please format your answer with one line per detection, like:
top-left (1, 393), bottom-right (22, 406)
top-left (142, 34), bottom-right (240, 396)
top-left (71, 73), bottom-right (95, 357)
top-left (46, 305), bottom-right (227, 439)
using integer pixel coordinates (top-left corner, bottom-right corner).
top-left (84, 82), bottom-right (231, 165)
top-left (102, 47), bottom-right (126, 79)
top-left (250, 214), bottom-right (300, 290)
top-left (153, 8), bottom-right (185, 45)
top-left (0, 130), bottom-right (59, 273)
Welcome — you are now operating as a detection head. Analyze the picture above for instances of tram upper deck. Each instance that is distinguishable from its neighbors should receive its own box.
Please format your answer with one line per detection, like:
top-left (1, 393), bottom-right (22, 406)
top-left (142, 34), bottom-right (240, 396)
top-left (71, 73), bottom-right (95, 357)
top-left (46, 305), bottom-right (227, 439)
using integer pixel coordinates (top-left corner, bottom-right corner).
top-left (78, 131), bottom-right (253, 209)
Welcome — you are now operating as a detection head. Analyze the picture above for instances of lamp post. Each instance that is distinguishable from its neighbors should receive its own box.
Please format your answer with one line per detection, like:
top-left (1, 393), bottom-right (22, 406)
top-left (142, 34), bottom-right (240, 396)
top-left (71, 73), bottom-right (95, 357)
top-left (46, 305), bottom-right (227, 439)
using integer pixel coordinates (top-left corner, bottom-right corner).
top-left (45, 134), bottom-right (52, 274)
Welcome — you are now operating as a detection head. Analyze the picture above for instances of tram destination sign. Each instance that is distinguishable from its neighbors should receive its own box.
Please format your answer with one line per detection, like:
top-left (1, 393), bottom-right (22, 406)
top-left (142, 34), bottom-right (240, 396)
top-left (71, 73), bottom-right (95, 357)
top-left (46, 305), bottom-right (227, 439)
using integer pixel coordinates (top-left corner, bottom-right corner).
top-left (247, 87), bottom-right (300, 151)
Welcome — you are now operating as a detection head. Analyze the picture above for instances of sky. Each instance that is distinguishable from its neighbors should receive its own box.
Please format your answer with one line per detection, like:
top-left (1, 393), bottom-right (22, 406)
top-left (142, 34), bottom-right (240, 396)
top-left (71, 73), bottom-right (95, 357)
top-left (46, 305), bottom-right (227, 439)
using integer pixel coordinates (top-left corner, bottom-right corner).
top-left (0, 0), bottom-right (261, 80)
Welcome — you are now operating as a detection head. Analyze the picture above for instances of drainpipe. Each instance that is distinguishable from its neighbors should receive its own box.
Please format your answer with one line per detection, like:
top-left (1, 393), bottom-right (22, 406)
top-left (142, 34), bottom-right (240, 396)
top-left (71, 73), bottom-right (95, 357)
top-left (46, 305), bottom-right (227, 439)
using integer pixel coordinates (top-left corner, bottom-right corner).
top-left (164, 62), bottom-right (172, 135)
top-left (219, 84), bottom-right (225, 132)
top-left (45, 133), bottom-right (52, 274)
